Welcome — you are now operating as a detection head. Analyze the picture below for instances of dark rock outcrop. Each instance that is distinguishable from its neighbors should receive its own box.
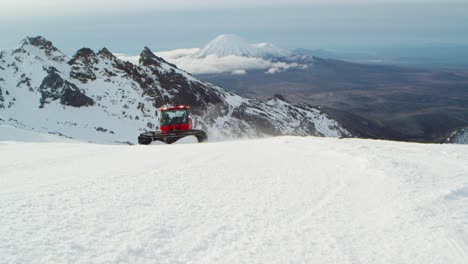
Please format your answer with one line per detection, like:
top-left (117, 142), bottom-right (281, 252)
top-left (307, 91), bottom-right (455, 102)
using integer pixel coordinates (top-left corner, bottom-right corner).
top-left (232, 103), bottom-right (281, 135)
top-left (39, 67), bottom-right (94, 108)
top-left (68, 48), bottom-right (98, 65)
top-left (0, 87), bottom-right (4, 108)
top-left (60, 84), bottom-right (95, 107)
top-left (139, 47), bottom-right (177, 69)
top-left (272, 94), bottom-right (288, 102)
top-left (68, 48), bottom-right (98, 83)
top-left (137, 47), bottom-right (222, 111)
top-left (97, 48), bottom-right (116, 60)
top-left (20, 36), bottom-right (66, 62)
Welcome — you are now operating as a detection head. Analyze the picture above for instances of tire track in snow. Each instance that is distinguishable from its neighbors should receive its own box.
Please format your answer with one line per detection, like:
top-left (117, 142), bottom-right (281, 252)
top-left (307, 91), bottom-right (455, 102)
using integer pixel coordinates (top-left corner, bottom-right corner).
top-left (346, 139), bottom-right (468, 264)
top-left (2, 138), bottom-right (468, 263)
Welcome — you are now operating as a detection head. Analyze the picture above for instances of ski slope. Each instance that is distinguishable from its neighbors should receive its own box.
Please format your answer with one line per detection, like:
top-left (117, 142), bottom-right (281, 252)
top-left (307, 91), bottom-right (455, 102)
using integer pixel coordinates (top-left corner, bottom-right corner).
top-left (1, 136), bottom-right (468, 263)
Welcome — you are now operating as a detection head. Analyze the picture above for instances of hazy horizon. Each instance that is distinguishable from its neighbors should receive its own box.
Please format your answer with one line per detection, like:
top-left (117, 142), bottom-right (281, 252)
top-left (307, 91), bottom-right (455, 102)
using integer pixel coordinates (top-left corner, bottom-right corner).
top-left (1, 2), bottom-right (468, 55)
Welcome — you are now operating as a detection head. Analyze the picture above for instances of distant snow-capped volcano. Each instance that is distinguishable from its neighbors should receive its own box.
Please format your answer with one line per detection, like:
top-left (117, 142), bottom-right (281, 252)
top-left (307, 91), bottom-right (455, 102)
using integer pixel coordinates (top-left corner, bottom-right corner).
top-left (194, 34), bottom-right (292, 59)
top-left (116, 34), bottom-right (309, 75)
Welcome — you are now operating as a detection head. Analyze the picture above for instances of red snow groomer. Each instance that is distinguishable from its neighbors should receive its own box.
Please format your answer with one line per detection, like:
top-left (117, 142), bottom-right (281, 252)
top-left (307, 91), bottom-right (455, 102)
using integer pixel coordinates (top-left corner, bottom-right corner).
top-left (138, 105), bottom-right (207, 144)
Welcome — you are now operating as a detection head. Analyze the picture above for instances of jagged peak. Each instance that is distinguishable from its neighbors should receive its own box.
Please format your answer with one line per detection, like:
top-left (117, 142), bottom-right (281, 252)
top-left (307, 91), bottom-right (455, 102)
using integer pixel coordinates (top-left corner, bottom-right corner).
top-left (68, 48), bottom-right (98, 65)
top-left (97, 47), bottom-right (116, 60)
top-left (17, 36), bottom-right (66, 61)
top-left (21, 36), bottom-right (56, 50)
top-left (273, 94), bottom-right (287, 101)
top-left (74, 48), bottom-right (96, 57)
top-left (139, 46), bottom-right (177, 69)
top-left (267, 94), bottom-right (290, 103)
top-left (139, 46), bottom-right (157, 62)
top-left (142, 46), bottom-right (154, 55)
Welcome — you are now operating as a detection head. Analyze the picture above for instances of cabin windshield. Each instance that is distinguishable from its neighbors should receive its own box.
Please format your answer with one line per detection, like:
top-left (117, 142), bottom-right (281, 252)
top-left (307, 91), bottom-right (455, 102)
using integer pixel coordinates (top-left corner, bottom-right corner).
top-left (160, 109), bottom-right (189, 126)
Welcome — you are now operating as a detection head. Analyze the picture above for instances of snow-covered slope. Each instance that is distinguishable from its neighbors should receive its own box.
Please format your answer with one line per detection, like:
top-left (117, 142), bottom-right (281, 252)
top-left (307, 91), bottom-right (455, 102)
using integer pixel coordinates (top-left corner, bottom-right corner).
top-left (448, 127), bottom-right (468, 144)
top-left (0, 124), bottom-right (75, 143)
top-left (0, 36), bottom-right (350, 144)
top-left (1, 137), bottom-right (468, 263)
top-left (117, 34), bottom-right (309, 75)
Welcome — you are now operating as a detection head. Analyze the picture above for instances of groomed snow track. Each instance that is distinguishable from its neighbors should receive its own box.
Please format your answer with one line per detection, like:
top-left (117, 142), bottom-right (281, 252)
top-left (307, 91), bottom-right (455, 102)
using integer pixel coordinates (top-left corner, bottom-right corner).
top-left (1, 136), bottom-right (468, 264)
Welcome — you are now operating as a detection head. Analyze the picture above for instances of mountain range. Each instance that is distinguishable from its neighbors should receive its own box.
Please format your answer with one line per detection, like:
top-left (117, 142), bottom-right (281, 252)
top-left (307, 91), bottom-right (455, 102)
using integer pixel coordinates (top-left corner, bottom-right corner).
top-left (293, 45), bottom-right (468, 70)
top-left (152, 35), bottom-right (467, 143)
top-left (0, 36), bottom-right (351, 144)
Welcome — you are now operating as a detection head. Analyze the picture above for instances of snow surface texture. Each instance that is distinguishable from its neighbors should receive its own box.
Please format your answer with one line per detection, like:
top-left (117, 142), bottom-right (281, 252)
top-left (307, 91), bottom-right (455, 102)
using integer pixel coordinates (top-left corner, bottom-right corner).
top-left (0, 37), bottom-right (350, 144)
top-left (1, 136), bottom-right (468, 263)
top-left (117, 34), bottom-right (309, 75)
top-left (0, 124), bottom-right (75, 143)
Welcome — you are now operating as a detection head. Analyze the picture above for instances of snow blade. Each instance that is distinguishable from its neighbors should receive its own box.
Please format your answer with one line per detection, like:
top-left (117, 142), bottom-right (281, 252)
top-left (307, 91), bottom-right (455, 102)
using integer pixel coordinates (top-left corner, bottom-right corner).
top-left (138, 129), bottom-right (207, 145)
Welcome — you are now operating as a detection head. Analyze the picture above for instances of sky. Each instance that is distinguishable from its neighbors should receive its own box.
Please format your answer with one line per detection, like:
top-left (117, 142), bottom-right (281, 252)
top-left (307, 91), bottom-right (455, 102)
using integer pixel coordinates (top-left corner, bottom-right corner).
top-left (1, 0), bottom-right (468, 54)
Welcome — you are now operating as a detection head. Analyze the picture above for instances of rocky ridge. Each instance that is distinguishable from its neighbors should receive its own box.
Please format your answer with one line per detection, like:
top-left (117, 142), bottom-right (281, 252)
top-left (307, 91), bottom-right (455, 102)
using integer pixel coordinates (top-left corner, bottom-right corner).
top-left (0, 36), bottom-right (351, 143)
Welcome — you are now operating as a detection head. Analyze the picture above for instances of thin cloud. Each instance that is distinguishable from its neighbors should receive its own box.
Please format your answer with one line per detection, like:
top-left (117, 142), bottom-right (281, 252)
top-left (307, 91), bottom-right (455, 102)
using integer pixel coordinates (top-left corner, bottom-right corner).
top-left (155, 49), bottom-right (305, 74)
top-left (115, 49), bottom-right (306, 75)
top-left (231, 69), bottom-right (247, 75)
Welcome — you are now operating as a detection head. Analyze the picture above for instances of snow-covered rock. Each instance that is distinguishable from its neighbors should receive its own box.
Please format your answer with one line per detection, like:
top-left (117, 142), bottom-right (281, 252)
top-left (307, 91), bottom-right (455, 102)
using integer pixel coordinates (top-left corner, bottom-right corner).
top-left (447, 127), bottom-right (468, 144)
top-left (0, 36), bottom-right (351, 144)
